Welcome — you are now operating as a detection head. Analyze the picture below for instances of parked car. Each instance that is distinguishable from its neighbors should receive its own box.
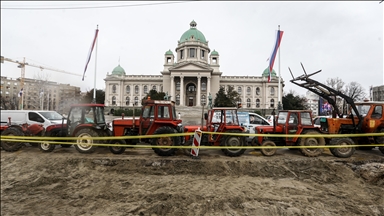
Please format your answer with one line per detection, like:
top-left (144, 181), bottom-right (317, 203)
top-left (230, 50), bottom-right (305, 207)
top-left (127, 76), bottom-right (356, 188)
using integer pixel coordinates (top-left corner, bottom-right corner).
top-left (265, 114), bottom-right (275, 125)
top-left (238, 112), bottom-right (271, 143)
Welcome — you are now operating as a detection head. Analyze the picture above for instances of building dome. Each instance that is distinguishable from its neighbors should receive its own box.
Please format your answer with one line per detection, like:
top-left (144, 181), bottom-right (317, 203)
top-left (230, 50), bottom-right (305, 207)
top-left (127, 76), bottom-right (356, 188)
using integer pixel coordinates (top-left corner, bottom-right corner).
top-left (262, 67), bottom-right (277, 77)
top-left (111, 65), bottom-right (126, 76)
top-left (180, 20), bottom-right (207, 43)
top-left (165, 49), bottom-right (173, 55)
top-left (210, 49), bottom-right (219, 56)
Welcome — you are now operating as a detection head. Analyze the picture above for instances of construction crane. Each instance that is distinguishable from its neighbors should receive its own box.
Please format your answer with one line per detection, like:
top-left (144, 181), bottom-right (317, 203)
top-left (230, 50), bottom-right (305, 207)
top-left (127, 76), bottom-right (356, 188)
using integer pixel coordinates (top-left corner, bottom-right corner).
top-left (1, 56), bottom-right (83, 110)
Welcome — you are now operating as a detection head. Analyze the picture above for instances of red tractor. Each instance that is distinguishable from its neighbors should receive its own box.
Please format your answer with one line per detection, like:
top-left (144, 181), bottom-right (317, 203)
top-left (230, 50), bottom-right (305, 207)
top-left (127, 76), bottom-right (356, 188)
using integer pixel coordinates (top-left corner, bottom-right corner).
top-left (38, 104), bottom-right (111, 153)
top-left (108, 99), bottom-right (183, 156)
top-left (252, 110), bottom-right (325, 157)
top-left (1, 118), bottom-right (45, 152)
top-left (183, 107), bottom-right (247, 157)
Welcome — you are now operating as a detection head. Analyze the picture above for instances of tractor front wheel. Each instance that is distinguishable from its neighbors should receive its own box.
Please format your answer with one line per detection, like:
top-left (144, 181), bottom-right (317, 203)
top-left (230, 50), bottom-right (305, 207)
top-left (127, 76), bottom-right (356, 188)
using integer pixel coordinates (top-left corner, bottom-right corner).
top-left (109, 139), bottom-right (126, 154)
top-left (74, 128), bottom-right (99, 154)
top-left (329, 138), bottom-right (355, 158)
top-left (38, 141), bottom-right (56, 152)
top-left (260, 140), bottom-right (277, 156)
top-left (298, 130), bottom-right (324, 157)
top-left (221, 131), bottom-right (246, 157)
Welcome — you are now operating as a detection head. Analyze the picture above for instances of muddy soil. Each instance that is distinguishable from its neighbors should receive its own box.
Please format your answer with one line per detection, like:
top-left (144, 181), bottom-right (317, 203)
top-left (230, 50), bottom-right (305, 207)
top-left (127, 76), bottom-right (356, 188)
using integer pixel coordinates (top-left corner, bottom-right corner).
top-left (1, 146), bottom-right (383, 216)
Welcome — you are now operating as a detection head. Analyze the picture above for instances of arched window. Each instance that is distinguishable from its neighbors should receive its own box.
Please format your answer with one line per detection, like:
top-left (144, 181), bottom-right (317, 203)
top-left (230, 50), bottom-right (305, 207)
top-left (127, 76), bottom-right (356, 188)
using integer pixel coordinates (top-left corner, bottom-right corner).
top-left (112, 96), bottom-right (116, 105)
top-left (176, 82), bottom-right (180, 91)
top-left (256, 87), bottom-right (260, 95)
top-left (125, 97), bottom-right (130, 105)
top-left (176, 94), bottom-right (180, 105)
top-left (270, 99), bottom-right (275, 108)
top-left (135, 85), bottom-right (139, 94)
top-left (270, 87), bottom-right (275, 96)
top-left (247, 87), bottom-right (251, 95)
top-left (134, 96), bottom-right (138, 105)
top-left (112, 85), bottom-right (116, 93)
top-left (144, 85), bottom-right (148, 94)
top-left (152, 85), bottom-right (156, 91)
top-left (237, 86), bottom-right (242, 95)
top-left (256, 99), bottom-right (260, 108)
top-left (201, 95), bottom-right (206, 105)
top-left (160, 85), bottom-right (163, 92)
top-left (126, 86), bottom-right (130, 94)
top-left (201, 82), bottom-right (206, 91)
top-left (247, 98), bottom-right (251, 108)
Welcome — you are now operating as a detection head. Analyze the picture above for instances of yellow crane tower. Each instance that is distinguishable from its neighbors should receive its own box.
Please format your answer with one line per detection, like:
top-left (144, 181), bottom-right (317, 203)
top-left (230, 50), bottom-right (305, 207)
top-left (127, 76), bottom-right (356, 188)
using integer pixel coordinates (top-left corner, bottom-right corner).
top-left (1, 56), bottom-right (83, 110)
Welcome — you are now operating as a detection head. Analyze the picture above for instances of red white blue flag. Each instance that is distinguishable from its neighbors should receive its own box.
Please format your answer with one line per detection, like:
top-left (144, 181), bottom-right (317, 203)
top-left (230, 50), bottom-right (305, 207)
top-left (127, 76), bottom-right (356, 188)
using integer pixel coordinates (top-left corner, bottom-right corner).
top-left (83, 27), bottom-right (99, 81)
top-left (267, 29), bottom-right (284, 82)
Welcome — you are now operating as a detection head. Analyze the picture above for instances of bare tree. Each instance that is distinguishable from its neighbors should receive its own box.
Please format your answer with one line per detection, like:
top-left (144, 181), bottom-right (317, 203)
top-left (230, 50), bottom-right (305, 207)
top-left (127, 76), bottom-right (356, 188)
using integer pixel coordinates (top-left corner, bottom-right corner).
top-left (325, 77), bottom-right (345, 113)
top-left (344, 82), bottom-right (366, 102)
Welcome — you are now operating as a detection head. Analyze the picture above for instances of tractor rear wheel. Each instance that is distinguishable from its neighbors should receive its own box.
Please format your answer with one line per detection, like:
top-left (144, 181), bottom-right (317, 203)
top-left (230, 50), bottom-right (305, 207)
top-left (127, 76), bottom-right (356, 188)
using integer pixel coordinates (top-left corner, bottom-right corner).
top-left (298, 130), bottom-right (325, 157)
top-left (221, 131), bottom-right (246, 157)
top-left (74, 128), bottom-right (99, 154)
top-left (260, 140), bottom-right (277, 156)
top-left (329, 137), bottom-right (355, 158)
top-left (39, 141), bottom-right (56, 152)
top-left (109, 139), bottom-right (126, 154)
top-left (151, 126), bottom-right (180, 156)
top-left (1, 127), bottom-right (24, 152)
top-left (379, 147), bottom-right (384, 154)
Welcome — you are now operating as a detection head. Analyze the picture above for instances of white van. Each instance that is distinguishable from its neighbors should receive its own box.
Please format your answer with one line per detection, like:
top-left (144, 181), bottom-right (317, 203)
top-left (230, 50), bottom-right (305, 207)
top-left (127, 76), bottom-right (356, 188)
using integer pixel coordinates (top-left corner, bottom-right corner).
top-left (238, 112), bottom-right (271, 143)
top-left (1, 110), bottom-right (65, 128)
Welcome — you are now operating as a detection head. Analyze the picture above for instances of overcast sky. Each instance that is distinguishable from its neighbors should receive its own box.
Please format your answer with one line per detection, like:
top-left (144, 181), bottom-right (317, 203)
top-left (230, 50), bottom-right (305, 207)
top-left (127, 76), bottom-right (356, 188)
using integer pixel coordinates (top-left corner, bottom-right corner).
top-left (1, 1), bottom-right (383, 97)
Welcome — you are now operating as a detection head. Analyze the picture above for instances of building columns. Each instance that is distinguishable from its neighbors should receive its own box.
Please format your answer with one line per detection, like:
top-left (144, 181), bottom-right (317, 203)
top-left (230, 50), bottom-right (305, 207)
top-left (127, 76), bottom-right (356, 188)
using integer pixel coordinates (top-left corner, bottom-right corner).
top-left (197, 76), bottom-right (201, 106)
top-left (207, 77), bottom-right (211, 95)
top-left (180, 76), bottom-right (184, 106)
top-left (170, 76), bottom-right (175, 101)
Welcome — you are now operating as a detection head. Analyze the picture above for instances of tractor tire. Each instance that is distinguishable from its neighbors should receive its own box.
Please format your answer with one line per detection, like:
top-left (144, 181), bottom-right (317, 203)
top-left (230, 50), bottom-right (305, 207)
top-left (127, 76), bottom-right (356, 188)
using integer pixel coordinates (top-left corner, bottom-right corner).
top-left (329, 137), bottom-right (355, 158)
top-left (375, 128), bottom-right (384, 145)
top-left (298, 130), bottom-right (325, 157)
top-left (379, 147), bottom-right (384, 154)
top-left (1, 127), bottom-right (24, 152)
top-left (38, 141), bottom-right (56, 153)
top-left (74, 128), bottom-right (100, 154)
top-left (109, 139), bottom-right (126, 154)
top-left (151, 126), bottom-right (180, 156)
top-left (221, 131), bottom-right (246, 157)
top-left (260, 140), bottom-right (277, 156)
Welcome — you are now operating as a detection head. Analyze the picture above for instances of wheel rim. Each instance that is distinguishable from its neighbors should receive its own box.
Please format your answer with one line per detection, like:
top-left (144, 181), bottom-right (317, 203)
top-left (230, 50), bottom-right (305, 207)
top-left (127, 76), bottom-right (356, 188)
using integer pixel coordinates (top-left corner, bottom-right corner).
top-left (261, 141), bottom-right (276, 156)
top-left (155, 137), bottom-right (172, 150)
top-left (77, 133), bottom-right (93, 150)
top-left (303, 137), bottom-right (319, 152)
top-left (337, 142), bottom-right (351, 154)
top-left (225, 136), bottom-right (242, 153)
top-left (40, 141), bottom-right (52, 150)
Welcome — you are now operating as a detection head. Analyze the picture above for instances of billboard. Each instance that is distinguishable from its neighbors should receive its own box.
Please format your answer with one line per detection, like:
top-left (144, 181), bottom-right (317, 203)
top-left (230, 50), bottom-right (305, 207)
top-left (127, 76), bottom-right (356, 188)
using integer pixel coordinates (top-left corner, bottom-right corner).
top-left (318, 97), bottom-right (332, 116)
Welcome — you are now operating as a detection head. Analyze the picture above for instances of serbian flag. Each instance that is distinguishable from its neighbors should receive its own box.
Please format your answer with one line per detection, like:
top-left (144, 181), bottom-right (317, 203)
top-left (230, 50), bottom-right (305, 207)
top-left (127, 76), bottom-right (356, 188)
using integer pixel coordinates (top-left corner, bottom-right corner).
top-left (267, 29), bottom-right (284, 82)
top-left (82, 26), bottom-right (99, 81)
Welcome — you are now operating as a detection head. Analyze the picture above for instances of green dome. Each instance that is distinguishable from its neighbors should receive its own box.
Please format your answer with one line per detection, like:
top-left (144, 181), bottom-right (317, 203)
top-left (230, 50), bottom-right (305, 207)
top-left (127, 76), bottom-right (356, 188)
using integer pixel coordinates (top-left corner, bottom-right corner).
top-left (165, 49), bottom-right (173, 55)
top-left (211, 49), bottom-right (219, 56)
top-left (111, 65), bottom-right (125, 76)
top-left (262, 67), bottom-right (277, 77)
top-left (180, 20), bottom-right (207, 43)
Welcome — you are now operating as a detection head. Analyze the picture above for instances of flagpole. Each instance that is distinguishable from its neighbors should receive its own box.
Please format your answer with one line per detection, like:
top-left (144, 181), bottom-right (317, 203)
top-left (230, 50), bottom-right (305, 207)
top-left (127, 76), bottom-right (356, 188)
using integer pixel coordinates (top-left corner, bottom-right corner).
top-left (92, 25), bottom-right (99, 104)
top-left (277, 25), bottom-right (282, 110)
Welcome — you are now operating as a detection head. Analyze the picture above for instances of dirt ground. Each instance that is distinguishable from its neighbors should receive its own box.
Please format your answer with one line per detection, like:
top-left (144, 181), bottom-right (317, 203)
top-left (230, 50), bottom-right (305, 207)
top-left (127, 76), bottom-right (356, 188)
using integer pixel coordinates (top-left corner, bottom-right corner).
top-left (1, 145), bottom-right (383, 216)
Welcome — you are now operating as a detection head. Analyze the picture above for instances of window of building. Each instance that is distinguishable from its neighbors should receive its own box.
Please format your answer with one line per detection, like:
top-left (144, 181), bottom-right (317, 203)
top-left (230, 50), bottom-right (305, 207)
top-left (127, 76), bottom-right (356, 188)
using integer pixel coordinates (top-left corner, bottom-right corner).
top-left (135, 85), bottom-right (139, 94)
top-left (270, 87), bottom-right (275, 96)
top-left (167, 57), bottom-right (171, 63)
top-left (126, 86), bottom-right (130, 94)
top-left (112, 96), bottom-right (116, 105)
top-left (201, 50), bottom-right (205, 59)
top-left (144, 85), bottom-right (148, 94)
top-left (256, 87), bottom-right (260, 95)
top-left (201, 95), bottom-right (206, 105)
top-left (160, 85), bottom-right (163, 92)
top-left (152, 85), bottom-right (156, 91)
top-left (134, 96), bottom-right (138, 105)
top-left (176, 94), bottom-right (180, 105)
top-left (201, 82), bottom-right (206, 91)
top-left (189, 48), bottom-right (195, 58)
top-left (237, 86), bottom-right (242, 95)
top-left (176, 82), bottom-right (180, 91)
top-left (247, 98), bottom-right (251, 108)
top-left (270, 99), bottom-right (275, 108)
top-left (126, 97), bottom-right (130, 105)
top-left (247, 87), bottom-right (251, 95)
top-left (256, 99), bottom-right (260, 108)
top-left (112, 85), bottom-right (116, 93)
top-left (180, 50), bottom-right (184, 59)
top-left (212, 57), bottom-right (217, 63)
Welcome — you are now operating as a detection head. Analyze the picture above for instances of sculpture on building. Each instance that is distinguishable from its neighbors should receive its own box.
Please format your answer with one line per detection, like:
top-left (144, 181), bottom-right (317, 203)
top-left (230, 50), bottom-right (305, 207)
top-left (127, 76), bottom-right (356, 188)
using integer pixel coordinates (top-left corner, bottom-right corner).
top-left (208, 92), bottom-right (212, 109)
top-left (164, 92), bottom-right (171, 101)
